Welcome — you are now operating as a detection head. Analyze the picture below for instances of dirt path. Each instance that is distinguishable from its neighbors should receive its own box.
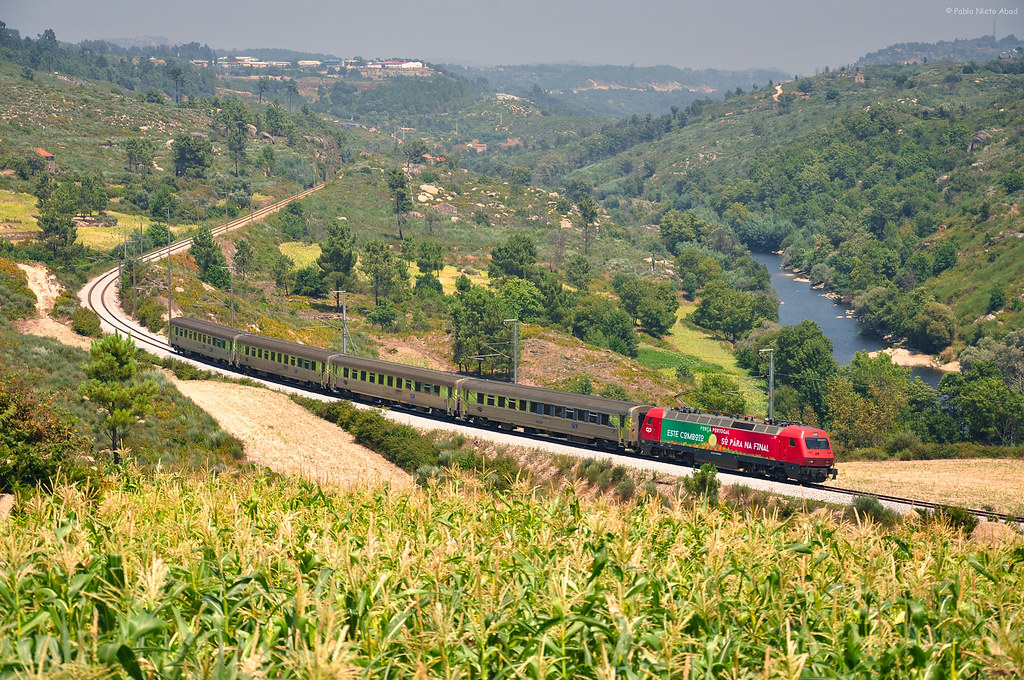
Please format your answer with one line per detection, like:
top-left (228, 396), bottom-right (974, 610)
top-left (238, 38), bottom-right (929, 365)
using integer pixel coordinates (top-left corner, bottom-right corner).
top-left (168, 379), bottom-right (412, 489)
top-left (15, 263), bottom-right (91, 350)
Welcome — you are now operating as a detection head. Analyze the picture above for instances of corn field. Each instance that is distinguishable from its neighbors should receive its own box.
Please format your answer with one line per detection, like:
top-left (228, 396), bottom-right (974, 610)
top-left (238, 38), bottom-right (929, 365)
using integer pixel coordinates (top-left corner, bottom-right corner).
top-left (0, 469), bottom-right (1022, 679)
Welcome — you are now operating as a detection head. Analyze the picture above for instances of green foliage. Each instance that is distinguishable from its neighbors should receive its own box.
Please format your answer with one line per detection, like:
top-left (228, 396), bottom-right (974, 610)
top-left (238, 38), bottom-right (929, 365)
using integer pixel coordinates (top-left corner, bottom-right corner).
top-left (189, 225), bottom-right (230, 289)
top-left (569, 295), bottom-right (639, 357)
top-left (292, 265), bottom-right (327, 298)
top-left (689, 373), bottom-right (747, 414)
top-left (79, 333), bottom-right (157, 457)
top-left (564, 254), bottom-right (592, 289)
top-left (683, 463), bottom-right (720, 503)
top-left (488, 233), bottom-right (537, 279)
top-left (0, 258), bottom-right (36, 321)
top-left (348, 410), bottom-right (440, 473)
top-left (930, 505), bottom-right (981, 535)
top-left (0, 371), bottom-right (90, 492)
top-left (135, 296), bottom-right (166, 332)
top-left (170, 132), bottom-right (213, 178)
top-left (366, 299), bottom-right (397, 331)
top-left (851, 495), bottom-right (900, 526)
top-left (361, 240), bottom-right (409, 304)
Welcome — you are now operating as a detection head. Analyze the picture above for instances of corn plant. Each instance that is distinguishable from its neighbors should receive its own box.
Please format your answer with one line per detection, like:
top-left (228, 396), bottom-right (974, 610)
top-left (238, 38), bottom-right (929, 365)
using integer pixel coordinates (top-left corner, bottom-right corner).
top-left (0, 467), bottom-right (1022, 678)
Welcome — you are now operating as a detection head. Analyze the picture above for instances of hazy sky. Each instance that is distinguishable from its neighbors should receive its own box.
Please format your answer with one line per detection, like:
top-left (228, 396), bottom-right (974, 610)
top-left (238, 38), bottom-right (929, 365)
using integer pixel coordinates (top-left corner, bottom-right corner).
top-left (4, 0), bottom-right (1023, 73)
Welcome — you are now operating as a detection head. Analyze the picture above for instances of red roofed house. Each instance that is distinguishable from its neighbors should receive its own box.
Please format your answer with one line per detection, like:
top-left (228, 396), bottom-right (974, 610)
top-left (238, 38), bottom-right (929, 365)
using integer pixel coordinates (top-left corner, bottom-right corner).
top-left (35, 148), bottom-right (55, 173)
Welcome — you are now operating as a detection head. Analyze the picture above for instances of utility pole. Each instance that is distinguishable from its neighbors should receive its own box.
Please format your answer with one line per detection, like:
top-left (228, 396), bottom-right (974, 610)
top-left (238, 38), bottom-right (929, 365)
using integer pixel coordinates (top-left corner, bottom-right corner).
top-left (759, 348), bottom-right (775, 422)
top-left (166, 207), bottom-right (172, 326)
top-left (219, 265), bottom-right (235, 328)
top-left (503, 318), bottom-right (519, 384)
top-left (342, 290), bottom-right (348, 354)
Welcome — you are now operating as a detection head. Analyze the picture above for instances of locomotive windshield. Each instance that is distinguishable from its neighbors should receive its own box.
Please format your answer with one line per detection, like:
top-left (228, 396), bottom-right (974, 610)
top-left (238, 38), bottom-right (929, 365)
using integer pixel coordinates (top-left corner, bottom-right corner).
top-left (805, 437), bottom-right (831, 450)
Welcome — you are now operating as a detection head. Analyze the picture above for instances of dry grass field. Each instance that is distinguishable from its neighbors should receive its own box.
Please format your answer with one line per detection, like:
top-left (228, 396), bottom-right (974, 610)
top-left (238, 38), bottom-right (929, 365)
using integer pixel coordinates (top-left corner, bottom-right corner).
top-left (838, 458), bottom-right (1024, 515)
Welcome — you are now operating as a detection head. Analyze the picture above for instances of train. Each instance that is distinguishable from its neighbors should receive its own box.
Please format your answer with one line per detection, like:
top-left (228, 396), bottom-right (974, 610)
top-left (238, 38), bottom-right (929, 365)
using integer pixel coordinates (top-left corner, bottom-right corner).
top-left (169, 316), bottom-right (838, 483)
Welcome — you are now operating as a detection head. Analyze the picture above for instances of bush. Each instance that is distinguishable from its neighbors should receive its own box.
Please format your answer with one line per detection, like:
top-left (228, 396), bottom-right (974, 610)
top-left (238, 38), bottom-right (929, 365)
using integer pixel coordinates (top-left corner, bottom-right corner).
top-left (347, 409), bottom-right (439, 474)
top-left (71, 307), bottom-right (102, 337)
top-left (933, 505), bottom-right (980, 535)
top-left (683, 464), bottom-right (720, 503)
top-left (883, 431), bottom-right (921, 455)
top-left (0, 374), bottom-right (92, 492)
top-left (136, 297), bottom-right (166, 332)
top-left (616, 477), bottom-right (636, 501)
top-left (851, 495), bottom-right (900, 525)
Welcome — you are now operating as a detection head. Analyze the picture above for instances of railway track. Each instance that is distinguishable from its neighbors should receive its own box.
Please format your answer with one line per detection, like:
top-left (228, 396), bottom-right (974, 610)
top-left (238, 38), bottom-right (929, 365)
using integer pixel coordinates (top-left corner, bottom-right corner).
top-left (78, 183), bottom-right (323, 354)
top-left (77, 182), bottom-right (1020, 526)
top-left (803, 482), bottom-right (1020, 523)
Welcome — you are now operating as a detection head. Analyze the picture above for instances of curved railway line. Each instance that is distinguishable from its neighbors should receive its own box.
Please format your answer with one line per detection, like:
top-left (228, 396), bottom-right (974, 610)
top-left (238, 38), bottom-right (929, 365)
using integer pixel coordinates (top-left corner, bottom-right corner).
top-left (77, 183), bottom-right (1020, 526)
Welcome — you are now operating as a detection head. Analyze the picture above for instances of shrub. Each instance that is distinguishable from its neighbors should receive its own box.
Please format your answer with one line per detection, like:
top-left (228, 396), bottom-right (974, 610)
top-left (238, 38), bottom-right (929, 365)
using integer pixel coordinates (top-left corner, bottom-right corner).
top-left (883, 431), bottom-right (921, 455)
top-left (0, 259), bottom-right (36, 321)
top-left (70, 307), bottom-right (102, 337)
top-left (933, 505), bottom-right (980, 535)
top-left (136, 296), bottom-right (166, 332)
top-left (851, 495), bottom-right (900, 525)
top-left (683, 463), bottom-right (720, 504)
top-left (347, 409), bottom-right (439, 474)
top-left (0, 373), bottom-right (92, 492)
top-left (616, 477), bottom-right (636, 501)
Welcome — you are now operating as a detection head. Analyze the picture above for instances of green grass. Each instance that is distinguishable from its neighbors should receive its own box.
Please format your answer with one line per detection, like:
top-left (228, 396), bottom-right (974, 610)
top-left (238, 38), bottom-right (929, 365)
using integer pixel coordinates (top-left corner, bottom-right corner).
top-left (279, 241), bottom-right (321, 268)
top-left (1, 470), bottom-right (1021, 678)
top-left (0, 189), bottom-right (37, 231)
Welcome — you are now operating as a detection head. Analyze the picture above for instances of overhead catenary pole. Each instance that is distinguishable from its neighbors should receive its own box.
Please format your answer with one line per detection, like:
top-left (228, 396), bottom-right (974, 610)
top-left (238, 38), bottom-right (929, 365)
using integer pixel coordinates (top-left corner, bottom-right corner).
top-left (760, 348), bottom-right (775, 422)
top-left (166, 207), bottom-right (172, 326)
top-left (342, 290), bottom-right (348, 354)
top-left (503, 318), bottom-right (519, 384)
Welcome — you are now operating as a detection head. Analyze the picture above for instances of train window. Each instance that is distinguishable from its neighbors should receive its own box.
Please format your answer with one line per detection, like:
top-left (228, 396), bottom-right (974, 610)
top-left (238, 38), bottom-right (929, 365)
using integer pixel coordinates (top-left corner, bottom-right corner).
top-left (486, 395), bottom-right (496, 406)
top-left (566, 408), bottom-right (575, 420)
top-left (386, 375), bottom-right (394, 387)
top-left (805, 438), bottom-right (830, 450)
top-left (589, 411), bottom-right (599, 424)
top-left (600, 413), bottom-right (611, 427)
top-left (545, 404), bottom-right (556, 417)
top-left (359, 370), bottom-right (367, 382)
top-left (433, 385), bottom-right (441, 396)
top-left (532, 402), bottom-right (543, 415)
top-left (519, 400), bottom-right (528, 412)
top-left (790, 438), bottom-right (796, 447)
top-left (499, 397), bottom-right (508, 408)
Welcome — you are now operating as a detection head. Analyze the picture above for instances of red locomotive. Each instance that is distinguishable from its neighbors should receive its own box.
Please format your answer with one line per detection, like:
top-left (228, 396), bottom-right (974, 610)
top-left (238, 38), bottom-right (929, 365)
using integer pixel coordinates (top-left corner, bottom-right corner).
top-left (639, 407), bottom-right (837, 483)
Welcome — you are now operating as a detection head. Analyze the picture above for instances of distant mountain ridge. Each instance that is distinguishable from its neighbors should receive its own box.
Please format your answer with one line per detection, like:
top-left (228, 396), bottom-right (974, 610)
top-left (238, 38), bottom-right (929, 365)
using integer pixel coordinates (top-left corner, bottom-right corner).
top-left (857, 34), bottom-right (1021, 66)
top-left (443, 63), bottom-right (790, 117)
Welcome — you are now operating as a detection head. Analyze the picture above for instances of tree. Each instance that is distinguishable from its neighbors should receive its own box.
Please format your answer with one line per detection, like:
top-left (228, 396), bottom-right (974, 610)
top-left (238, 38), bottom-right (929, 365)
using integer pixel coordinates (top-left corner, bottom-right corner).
top-left (260, 145), bottom-right (275, 177)
top-left (570, 295), bottom-right (639, 357)
top-left (80, 333), bottom-right (156, 461)
top-left (124, 137), bottom-right (155, 173)
top-left (166, 63), bottom-right (186, 103)
top-left (361, 240), bottom-right (408, 303)
top-left (415, 240), bottom-right (444, 277)
top-left (691, 281), bottom-right (757, 342)
top-left (171, 132), bottom-right (213, 178)
top-left (690, 374), bottom-right (747, 414)
top-left (386, 168), bottom-right (412, 240)
top-left (941, 371), bottom-right (1023, 445)
top-left (190, 225), bottom-right (229, 288)
top-left (317, 221), bottom-right (357, 309)
top-left (450, 285), bottom-right (510, 374)
top-left (564, 254), bottom-right (592, 289)
top-left (637, 287), bottom-right (678, 338)
top-left (489, 233), bottom-right (537, 279)
top-left (257, 76), bottom-right (269, 104)
top-left (1, 373), bottom-right (88, 490)
top-left (366, 299), bottom-right (398, 331)
top-left (403, 139), bottom-right (428, 168)
top-left (37, 208), bottom-right (77, 258)
top-left (233, 239), bottom-right (256, 280)
top-left (293, 265), bottom-right (327, 298)
top-left (577, 194), bottom-right (598, 255)
top-left (913, 302), bottom-right (956, 353)
top-left (773, 321), bottom-right (837, 423)
top-left (496, 278), bottom-right (544, 322)
top-left (270, 252), bottom-right (295, 293)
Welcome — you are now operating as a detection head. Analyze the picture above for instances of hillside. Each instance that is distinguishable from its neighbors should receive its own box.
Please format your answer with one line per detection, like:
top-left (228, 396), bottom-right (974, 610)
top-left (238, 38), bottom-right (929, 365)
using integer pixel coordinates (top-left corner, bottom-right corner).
top-left (858, 34), bottom-right (1022, 66)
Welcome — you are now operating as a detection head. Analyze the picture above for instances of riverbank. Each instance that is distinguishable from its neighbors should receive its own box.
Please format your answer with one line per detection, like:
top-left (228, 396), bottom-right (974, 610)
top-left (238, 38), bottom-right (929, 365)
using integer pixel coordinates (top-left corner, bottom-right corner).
top-left (872, 347), bottom-right (960, 374)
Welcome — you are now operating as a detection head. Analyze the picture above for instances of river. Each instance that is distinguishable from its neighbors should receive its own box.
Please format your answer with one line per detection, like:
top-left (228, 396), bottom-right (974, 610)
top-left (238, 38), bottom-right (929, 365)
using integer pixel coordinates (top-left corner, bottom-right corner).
top-left (750, 252), bottom-right (944, 387)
